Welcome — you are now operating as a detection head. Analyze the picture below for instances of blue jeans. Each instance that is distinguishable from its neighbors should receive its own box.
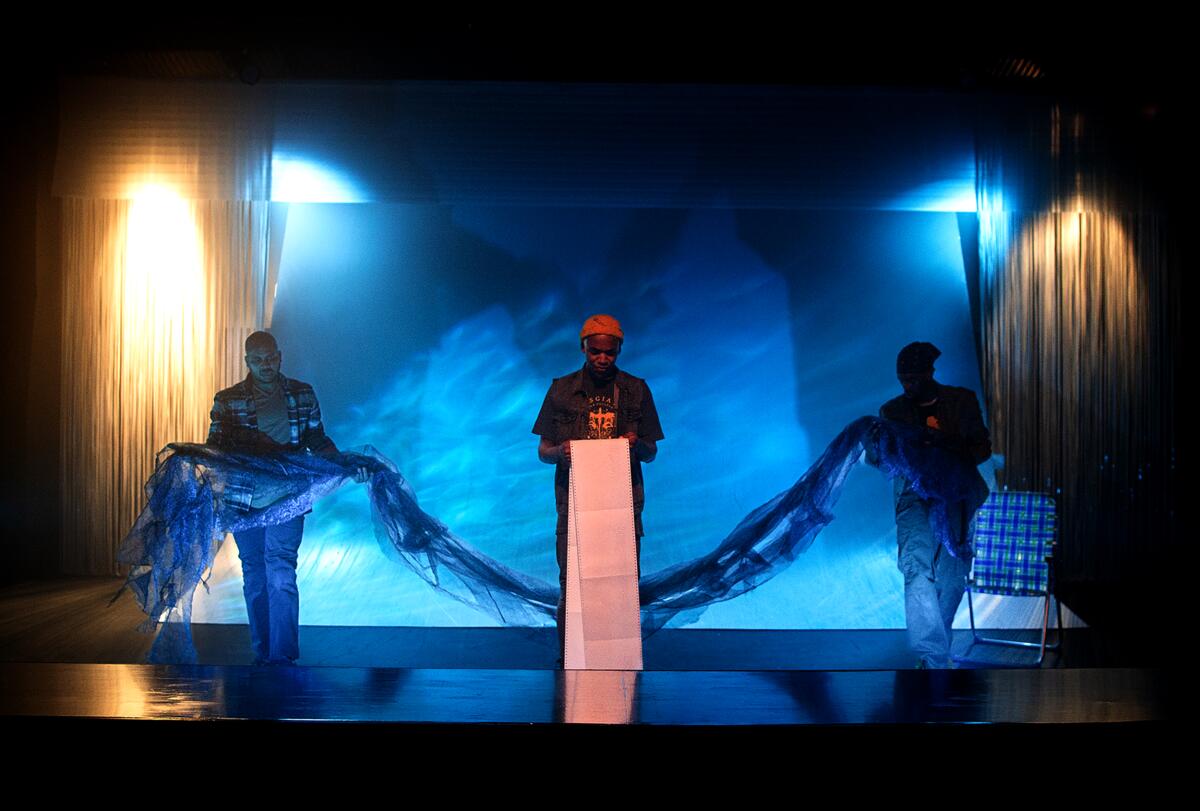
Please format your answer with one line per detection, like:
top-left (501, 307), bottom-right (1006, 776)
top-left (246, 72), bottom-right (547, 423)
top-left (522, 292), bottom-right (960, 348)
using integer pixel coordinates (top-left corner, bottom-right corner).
top-left (235, 515), bottom-right (305, 664)
top-left (896, 492), bottom-right (971, 668)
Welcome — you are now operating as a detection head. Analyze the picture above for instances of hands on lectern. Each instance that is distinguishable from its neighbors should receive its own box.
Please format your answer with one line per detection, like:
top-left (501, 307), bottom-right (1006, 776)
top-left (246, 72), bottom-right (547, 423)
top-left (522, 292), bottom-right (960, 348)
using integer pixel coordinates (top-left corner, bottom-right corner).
top-left (539, 435), bottom-right (656, 466)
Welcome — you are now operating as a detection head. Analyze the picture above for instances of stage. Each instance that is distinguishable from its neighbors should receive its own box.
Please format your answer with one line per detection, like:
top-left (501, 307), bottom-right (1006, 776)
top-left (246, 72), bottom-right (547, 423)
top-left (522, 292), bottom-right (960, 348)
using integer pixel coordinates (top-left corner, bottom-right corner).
top-left (0, 578), bottom-right (1173, 762)
top-left (0, 34), bottom-right (1183, 793)
top-left (0, 660), bottom-right (1168, 726)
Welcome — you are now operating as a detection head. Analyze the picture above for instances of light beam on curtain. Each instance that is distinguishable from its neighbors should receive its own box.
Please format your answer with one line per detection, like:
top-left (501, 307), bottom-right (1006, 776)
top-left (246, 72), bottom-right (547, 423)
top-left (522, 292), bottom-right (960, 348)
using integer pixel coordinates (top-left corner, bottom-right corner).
top-left (975, 101), bottom-right (1177, 587)
top-left (60, 198), bottom-right (270, 573)
top-left (56, 79), bottom-right (273, 574)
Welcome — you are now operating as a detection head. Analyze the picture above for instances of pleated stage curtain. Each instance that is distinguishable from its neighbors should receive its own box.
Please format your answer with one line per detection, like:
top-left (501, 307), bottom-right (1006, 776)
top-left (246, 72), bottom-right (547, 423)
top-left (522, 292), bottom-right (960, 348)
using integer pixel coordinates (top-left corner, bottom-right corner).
top-left (56, 79), bottom-right (274, 574)
top-left (59, 198), bottom-right (270, 574)
top-left (975, 100), bottom-right (1178, 588)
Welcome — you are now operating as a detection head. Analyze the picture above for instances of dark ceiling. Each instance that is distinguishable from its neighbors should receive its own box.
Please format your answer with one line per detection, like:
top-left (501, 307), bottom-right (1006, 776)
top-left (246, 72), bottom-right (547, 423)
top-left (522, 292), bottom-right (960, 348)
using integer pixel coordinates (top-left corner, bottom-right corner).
top-left (22, 20), bottom-right (1185, 105)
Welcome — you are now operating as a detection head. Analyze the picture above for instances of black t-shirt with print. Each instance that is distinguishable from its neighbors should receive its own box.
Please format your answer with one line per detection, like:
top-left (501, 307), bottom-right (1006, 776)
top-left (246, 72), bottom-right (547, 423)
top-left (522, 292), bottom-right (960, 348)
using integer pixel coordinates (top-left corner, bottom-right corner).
top-left (532, 366), bottom-right (664, 538)
top-left (581, 374), bottom-right (618, 439)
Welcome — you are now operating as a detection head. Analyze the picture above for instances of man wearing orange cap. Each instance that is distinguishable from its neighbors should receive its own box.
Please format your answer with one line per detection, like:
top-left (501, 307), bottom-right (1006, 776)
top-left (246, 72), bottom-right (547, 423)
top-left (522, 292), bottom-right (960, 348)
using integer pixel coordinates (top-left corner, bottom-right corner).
top-left (532, 315), bottom-right (665, 664)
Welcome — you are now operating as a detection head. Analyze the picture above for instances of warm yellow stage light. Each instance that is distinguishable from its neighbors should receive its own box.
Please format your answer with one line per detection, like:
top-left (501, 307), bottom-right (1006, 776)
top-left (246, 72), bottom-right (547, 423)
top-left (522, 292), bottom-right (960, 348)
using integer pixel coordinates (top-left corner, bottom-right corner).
top-left (118, 184), bottom-right (211, 440)
top-left (125, 185), bottom-right (204, 310)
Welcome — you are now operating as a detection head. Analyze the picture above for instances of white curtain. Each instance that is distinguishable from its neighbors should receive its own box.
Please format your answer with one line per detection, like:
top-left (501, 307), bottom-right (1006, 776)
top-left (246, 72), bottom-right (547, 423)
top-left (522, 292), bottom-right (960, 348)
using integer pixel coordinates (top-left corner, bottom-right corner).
top-left (56, 79), bottom-right (275, 574)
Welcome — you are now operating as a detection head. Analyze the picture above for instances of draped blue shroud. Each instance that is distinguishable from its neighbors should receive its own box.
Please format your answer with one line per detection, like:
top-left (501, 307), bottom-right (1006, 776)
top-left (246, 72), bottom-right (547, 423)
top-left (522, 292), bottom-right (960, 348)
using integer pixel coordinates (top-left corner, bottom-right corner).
top-left (117, 417), bottom-right (988, 662)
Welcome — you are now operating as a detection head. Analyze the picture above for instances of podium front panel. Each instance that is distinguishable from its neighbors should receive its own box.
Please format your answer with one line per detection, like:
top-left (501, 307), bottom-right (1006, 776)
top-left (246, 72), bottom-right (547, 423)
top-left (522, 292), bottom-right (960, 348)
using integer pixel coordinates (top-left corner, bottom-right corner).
top-left (564, 438), bottom-right (643, 671)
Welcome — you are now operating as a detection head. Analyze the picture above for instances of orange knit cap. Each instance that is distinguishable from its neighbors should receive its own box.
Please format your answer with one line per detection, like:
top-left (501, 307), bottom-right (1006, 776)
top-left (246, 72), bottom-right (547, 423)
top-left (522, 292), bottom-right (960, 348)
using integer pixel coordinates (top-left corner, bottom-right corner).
top-left (579, 314), bottom-right (624, 342)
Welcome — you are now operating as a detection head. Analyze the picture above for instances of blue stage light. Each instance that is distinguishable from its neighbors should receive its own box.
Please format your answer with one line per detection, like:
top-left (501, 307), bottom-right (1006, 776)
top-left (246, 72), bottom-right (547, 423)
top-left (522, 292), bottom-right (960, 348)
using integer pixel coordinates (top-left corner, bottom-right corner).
top-left (887, 179), bottom-right (978, 212)
top-left (271, 153), bottom-right (365, 203)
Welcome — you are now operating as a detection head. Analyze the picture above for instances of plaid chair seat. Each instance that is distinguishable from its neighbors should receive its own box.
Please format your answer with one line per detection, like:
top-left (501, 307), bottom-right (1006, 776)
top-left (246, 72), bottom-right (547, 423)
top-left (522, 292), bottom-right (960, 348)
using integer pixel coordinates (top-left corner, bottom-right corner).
top-left (972, 492), bottom-right (1056, 596)
top-left (965, 491), bottom-right (1062, 665)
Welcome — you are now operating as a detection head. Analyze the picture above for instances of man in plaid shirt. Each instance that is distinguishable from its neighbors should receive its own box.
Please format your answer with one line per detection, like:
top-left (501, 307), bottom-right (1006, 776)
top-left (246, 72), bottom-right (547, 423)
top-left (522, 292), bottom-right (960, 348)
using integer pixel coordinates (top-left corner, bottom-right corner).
top-left (207, 330), bottom-right (361, 665)
top-left (881, 341), bottom-right (991, 669)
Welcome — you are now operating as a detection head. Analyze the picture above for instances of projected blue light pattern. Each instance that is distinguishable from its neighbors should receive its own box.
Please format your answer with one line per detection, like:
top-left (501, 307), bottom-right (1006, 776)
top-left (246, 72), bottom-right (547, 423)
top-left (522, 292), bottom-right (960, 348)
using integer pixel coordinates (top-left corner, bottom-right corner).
top-left (192, 205), bottom-right (984, 629)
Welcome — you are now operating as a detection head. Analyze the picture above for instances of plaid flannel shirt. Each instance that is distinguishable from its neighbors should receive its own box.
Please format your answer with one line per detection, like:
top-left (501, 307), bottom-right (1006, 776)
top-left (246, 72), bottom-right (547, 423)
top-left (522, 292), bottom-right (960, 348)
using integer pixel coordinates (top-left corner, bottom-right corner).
top-left (206, 373), bottom-right (337, 512)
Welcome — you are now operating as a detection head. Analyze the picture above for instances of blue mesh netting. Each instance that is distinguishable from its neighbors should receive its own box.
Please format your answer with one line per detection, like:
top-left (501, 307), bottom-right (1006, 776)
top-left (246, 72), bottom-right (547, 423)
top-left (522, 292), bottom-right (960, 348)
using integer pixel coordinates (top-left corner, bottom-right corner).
top-left (117, 417), bottom-right (988, 661)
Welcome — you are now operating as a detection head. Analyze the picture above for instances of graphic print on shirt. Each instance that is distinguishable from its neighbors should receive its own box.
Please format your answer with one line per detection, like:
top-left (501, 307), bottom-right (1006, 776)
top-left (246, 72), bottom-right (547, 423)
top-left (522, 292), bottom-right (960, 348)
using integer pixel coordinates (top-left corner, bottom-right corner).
top-left (585, 392), bottom-right (617, 439)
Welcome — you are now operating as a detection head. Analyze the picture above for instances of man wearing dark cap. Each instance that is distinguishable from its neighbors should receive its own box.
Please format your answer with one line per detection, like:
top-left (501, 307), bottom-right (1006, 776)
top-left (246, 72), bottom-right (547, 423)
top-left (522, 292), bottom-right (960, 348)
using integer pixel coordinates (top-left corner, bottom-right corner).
top-left (532, 315), bottom-right (665, 663)
top-left (881, 341), bottom-right (991, 668)
top-left (207, 330), bottom-right (364, 665)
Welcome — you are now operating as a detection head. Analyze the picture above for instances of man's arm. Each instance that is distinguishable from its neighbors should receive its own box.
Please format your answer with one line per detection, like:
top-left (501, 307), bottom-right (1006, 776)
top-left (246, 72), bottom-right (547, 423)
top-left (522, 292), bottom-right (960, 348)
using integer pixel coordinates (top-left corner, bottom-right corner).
top-left (298, 388), bottom-right (372, 481)
top-left (207, 394), bottom-right (232, 447)
top-left (959, 391), bottom-right (992, 465)
top-left (539, 437), bottom-right (570, 464)
top-left (628, 381), bottom-right (663, 463)
top-left (533, 384), bottom-right (568, 464)
top-left (299, 389), bottom-right (338, 456)
top-left (929, 390), bottom-right (992, 464)
top-left (621, 433), bottom-right (657, 462)
top-left (205, 393), bottom-right (258, 512)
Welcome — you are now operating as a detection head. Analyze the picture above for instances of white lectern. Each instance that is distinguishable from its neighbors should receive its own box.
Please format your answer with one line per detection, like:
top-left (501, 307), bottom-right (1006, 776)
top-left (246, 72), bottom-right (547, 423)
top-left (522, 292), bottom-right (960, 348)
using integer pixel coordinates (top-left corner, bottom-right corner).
top-left (563, 438), bottom-right (644, 671)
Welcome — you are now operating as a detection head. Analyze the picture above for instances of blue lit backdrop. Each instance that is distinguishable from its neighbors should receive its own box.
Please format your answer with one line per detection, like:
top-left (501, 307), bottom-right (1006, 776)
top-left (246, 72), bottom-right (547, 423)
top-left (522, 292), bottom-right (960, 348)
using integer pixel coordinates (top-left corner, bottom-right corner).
top-left (191, 199), bottom-right (986, 629)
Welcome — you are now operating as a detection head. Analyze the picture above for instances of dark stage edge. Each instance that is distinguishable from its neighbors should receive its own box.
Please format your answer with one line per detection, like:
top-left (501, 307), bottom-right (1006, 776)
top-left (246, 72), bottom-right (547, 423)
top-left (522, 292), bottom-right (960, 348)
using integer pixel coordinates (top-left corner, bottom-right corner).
top-left (0, 667), bottom-right (1173, 790)
top-left (1, 661), bottom-right (1169, 725)
top-left (0, 578), bottom-right (1176, 770)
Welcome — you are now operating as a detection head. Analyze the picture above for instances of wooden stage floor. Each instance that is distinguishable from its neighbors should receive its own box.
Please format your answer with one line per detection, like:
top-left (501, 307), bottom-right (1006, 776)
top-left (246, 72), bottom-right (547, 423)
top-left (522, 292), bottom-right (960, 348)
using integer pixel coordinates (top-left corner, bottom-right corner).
top-left (0, 577), bottom-right (1175, 767)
